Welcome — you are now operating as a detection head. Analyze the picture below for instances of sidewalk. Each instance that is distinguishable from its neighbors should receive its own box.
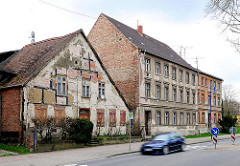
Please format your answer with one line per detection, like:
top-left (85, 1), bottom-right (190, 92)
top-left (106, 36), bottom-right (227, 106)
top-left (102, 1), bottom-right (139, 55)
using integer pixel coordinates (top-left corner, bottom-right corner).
top-left (0, 134), bottom-right (239, 166)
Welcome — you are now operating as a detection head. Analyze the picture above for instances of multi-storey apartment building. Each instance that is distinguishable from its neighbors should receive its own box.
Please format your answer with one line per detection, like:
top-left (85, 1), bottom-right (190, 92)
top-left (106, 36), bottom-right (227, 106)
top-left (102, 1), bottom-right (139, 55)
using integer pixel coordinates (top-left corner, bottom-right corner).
top-left (198, 71), bottom-right (223, 133)
top-left (88, 13), bottom-right (199, 136)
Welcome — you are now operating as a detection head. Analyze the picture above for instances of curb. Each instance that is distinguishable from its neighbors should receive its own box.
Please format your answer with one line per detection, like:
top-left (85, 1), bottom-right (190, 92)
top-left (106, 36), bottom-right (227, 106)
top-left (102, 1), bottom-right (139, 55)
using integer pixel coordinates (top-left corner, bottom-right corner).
top-left (108, 135), bottom-right (240, 158)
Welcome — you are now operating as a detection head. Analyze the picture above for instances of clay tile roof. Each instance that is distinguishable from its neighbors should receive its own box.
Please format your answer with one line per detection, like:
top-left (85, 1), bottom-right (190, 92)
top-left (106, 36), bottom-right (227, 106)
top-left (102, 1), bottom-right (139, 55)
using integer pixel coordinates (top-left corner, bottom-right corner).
top-left (103, 13), bottom-right (196, 71)
top-left (0, 29), bottom-right (82, 88)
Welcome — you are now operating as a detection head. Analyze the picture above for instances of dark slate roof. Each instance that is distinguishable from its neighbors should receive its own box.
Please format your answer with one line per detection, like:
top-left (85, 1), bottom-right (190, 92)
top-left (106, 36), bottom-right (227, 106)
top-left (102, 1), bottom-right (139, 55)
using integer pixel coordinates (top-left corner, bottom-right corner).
top-left (103, 13), bottom-right (196, 71)
top-left (199, 70), bottom-right (223, 81)
top-left (0, 29), bottom-right (81, 88)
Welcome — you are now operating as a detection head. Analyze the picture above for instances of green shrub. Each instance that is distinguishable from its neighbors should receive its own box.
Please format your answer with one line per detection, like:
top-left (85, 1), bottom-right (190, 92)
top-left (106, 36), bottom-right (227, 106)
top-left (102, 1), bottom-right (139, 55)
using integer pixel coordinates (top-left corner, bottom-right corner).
top-left (218, 116), bottom-right (237, 133)
top-left (69, 118), bottom-right (93, 144)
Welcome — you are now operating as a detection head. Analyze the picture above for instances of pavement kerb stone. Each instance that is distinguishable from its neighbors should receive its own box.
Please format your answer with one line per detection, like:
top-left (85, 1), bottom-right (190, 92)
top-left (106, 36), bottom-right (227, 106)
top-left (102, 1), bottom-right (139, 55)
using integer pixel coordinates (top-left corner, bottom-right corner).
top-left (108, 134), bottom-right (240, 158)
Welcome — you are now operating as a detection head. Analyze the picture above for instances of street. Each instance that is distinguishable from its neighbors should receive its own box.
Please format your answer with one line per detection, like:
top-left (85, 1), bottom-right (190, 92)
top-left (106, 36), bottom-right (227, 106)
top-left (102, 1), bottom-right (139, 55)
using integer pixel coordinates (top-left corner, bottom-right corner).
top-left (70, 139), bottom-right (240, 166)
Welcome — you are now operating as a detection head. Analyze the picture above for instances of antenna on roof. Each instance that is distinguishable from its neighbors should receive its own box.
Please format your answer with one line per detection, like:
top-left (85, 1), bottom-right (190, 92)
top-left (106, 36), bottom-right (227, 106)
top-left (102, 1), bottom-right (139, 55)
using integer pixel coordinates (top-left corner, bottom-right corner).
top-left (30, 31), bottom-right (35, 43)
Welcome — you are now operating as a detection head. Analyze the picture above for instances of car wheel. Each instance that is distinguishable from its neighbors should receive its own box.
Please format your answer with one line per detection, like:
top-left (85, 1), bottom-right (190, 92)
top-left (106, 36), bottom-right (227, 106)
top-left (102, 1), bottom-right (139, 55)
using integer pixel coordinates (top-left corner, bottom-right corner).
top-left (180, 143), bottom-right (186, 151)
top-left (141, 151), bottom-right (146, 155)
top-left (163, 146), bottom-right (169, 155)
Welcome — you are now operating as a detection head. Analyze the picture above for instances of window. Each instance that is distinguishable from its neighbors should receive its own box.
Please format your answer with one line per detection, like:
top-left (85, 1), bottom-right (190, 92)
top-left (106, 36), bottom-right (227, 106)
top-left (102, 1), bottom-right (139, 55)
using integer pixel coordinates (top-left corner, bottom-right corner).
top-left (179, 70), bottom-right (183, 82)
top-left (186, 91), bottom-right (190, 103)
top-left (202, 112), bottom-right (205, 123)
top-left (164, 86), bottom-right (169, 100)
top-left (35, 105), bottom-right (47, 121)
top-left (145, 58), bottom-right (151, 72)
top-left (192, 91), bottom-right (195, 104)
top-left (210, 80), bottom-right (213, 86)
top-left (57, 76), bottom-right (67, 95)
top-left (172, 87), bottom-right (176, 101)
top-left (201, 77), bottom-right (204, 86)
top-left (208, 95), bottom-right (210, 105)
top-left (218, 97), bottom-right (220, 106)
top-left (205, 78), bottom-right (208, 87)
top-left (155, 62), bottom-right (160, 74)
top-left (180, 89), bottom-right (183, 102)
top-left (172, 67), bottom-right (176, 80)
top-left (55, 108), bottom-right (65, 125)
top-left (193, 113), bottom-right (196, 125)
top-left (164, 64), bottom-right (169, 77)
top-left (109, 110), bottom-right (116, 127)
top-left (164, 112), bottom-right (169, 124)
top-left (145, 83), bottom-right (150, 98)
top-left (214, 113), bottom-right (216, 123)
top-left (218, 83), bottom-right (221, 90)
top-left (97, 110), bottom-right (105, 126)
top-left (192, 74), bottom-right (195, 85)
top-left (83, 80), bottom-right (90, 97)
top-left (98, 83), bottom-right (105, 99)
top-left (156, 85), bottom-right (161, 99)
top-left (201, 94), bottom-right (205, 104)
top-left (180, 113), bottom-right (184, 125)
top-left (218, 113), bottom-right (221, 120)
top-left (156, 111), bottom-right (161, 125)
top-left (186, 72), bottom-right (189, 84)
top-left (173, 112), bottom-right (177, 125)
top-left (187, 113), bottom-right (190, 125)
top-left (214, 96), bottom-right (216, 106)
top-left (120, 110), bottom-right (126, 126)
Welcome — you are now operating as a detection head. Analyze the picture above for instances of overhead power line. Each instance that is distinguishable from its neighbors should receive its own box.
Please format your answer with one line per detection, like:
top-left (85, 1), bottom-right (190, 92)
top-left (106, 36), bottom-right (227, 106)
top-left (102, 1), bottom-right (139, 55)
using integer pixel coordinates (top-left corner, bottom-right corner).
top-left (37, 0), bottom-right (97, 19)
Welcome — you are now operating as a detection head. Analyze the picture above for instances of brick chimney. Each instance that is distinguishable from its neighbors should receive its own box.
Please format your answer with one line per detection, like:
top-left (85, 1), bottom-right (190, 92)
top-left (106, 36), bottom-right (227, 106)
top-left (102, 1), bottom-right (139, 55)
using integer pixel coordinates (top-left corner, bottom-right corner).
top-left (138, 25), bottom-right (143, 35)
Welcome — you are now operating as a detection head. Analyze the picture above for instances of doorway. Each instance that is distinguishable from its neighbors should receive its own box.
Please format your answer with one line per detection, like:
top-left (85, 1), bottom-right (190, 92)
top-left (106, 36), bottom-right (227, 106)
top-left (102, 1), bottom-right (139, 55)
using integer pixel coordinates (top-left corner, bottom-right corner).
top-left (145, 111), bottom-right (151, 136)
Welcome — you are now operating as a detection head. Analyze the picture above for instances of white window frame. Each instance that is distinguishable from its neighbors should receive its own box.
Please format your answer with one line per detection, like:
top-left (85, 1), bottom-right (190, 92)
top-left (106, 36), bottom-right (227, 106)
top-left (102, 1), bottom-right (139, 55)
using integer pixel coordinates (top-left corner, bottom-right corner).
top-left (186, 72), bottom-right (189, 84)
top-left (180, 113), bottom-right (184, 125)
top-left (187, 113), bottom-right (190, 125)
top-left (155, 62), bottom-right (160, 75)
top-left (156, 111), bottom-right (161, 125)
top-left (164, 86), bottom-right (169, 100)
top-left (57, 76), bottom-right (67, 95)
top-left (164, 64), bottom-right (169, 78)
top-left (172, 88), bottom-right (176, 101)
top-left (145, 83), bottom-right (150, 98)
top-left (82, 80), bottom-right (90, 97)
top-left (173, 112), bottom-right (177, 125)
top-left (164, 111), bottom-right (169, 125)
top-left (156, 85), bottom-right (160, 99)
top-left (179, 69), bottom-right (183, 82)
top-left (98, 82), bottom-right (105, 99)
top-left (145, 58), bottom-right (151, 72)
top-left (172, 67), bottom-right (176, 80)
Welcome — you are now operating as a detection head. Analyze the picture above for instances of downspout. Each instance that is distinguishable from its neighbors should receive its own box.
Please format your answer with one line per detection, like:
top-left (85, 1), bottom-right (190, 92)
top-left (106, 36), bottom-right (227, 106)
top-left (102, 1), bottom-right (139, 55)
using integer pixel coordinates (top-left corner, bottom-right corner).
top-left (138, 50), bottom-right (146, 121)
top-left (21, 87), bottom-right (25, 145)
top-left (0, 95), bottom-right (2, 141)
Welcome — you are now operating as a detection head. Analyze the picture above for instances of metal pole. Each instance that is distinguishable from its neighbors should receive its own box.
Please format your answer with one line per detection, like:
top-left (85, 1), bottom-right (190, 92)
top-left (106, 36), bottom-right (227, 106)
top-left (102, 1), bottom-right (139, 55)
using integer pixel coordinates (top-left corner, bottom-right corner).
top-left (129, 119), bottom-right (131, 151)
top-left (210, 86), bottom-right (212, 139)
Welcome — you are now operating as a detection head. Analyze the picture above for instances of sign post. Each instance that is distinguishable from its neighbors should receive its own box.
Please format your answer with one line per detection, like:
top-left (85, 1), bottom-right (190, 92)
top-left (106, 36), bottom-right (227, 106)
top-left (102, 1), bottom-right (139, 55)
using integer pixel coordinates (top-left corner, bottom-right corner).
top-left (128, 112), bottom-right (133, 151)
top-left (211, 127), bottom-right (219, 149)
top-left (229, 126), bottom-right (237, 145)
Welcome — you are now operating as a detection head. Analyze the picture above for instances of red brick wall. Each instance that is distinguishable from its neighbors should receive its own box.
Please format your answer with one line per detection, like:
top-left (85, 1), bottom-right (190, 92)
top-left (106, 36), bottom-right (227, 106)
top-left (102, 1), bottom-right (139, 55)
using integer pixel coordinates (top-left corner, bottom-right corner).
top-left (1, 87), bottom-right (21, 132)
top-left (88, 14), bottom-right (139, 110)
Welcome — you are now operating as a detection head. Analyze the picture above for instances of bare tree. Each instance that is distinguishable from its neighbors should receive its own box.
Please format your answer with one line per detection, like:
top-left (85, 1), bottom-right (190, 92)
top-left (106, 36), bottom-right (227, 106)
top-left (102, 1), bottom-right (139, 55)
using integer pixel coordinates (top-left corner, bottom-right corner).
top-left (223, 85), bottom-right (240, 116)
top-left (206, 0), bottom-right (240, 52)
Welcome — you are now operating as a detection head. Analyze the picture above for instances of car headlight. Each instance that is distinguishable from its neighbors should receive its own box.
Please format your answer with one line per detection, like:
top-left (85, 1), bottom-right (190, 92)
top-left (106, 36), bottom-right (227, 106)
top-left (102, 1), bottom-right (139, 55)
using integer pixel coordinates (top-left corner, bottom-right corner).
top-left (156, 145), bottom-right (163, 148)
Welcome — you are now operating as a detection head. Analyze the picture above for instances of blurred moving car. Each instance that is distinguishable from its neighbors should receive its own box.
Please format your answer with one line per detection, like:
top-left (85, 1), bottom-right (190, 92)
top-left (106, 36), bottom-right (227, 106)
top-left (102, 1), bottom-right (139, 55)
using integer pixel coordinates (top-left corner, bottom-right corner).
top-left (141, 133), bottom-right (185, 155)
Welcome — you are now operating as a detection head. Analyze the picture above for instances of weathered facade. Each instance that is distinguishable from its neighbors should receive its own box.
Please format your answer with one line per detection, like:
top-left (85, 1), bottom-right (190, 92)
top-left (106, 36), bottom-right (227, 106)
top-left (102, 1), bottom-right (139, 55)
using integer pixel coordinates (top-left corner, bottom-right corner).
top-left (0, 29), bottom-right (129, 144)
top-left (197, 71), bottom-right (223, 133)
top-left (88, 14), bottom-right (200, 136)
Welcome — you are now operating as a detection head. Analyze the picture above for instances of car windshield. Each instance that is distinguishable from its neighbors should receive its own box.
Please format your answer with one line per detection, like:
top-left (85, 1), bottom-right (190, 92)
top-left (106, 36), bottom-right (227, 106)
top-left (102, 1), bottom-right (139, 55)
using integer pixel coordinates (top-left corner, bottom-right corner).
top-left (152, 134), bottom-right (169, 141)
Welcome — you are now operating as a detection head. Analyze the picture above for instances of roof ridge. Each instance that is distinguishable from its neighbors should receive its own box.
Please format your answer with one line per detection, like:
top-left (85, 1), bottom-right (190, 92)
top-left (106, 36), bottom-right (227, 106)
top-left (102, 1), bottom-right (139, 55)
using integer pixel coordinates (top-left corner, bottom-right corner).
top-left (23, 29), bottom-right (82, 48)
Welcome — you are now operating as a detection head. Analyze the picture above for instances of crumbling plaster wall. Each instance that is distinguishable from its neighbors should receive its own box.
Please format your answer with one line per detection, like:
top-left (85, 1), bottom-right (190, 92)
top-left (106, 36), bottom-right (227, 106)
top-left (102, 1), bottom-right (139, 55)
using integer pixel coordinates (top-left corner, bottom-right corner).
top-left (23, 33), bottom-right (129, 135)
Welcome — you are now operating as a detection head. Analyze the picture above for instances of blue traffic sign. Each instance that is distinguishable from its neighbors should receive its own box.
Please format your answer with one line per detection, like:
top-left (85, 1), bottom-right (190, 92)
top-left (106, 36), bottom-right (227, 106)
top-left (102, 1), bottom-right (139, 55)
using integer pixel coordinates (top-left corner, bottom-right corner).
top-left (211, 128), bottom-right (219, 135)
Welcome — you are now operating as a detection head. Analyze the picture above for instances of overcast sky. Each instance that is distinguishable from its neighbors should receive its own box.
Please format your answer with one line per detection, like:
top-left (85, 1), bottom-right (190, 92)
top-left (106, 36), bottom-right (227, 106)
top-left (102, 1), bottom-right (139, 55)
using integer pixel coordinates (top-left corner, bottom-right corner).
top-left (1, 0), bottom-right (240, 99)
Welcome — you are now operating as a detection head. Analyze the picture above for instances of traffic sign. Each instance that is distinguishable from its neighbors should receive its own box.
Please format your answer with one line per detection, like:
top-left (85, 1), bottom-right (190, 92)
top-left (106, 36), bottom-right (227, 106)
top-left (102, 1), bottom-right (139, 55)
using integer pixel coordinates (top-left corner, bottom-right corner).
top-left (229, 127), bottom-right (237, 134)
top-left (212, 135), bottom-right (217, 144)
top-left (211, 128), bottom-right (219, 135)
top-left (128, 112), bottom-right (133, 119)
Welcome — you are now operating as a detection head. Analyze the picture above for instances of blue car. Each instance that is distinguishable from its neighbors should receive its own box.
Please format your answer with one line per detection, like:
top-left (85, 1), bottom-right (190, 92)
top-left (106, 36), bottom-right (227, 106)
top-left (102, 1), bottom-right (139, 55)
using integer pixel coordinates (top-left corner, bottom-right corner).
top-left (141, 133), bottom-right (185, 155)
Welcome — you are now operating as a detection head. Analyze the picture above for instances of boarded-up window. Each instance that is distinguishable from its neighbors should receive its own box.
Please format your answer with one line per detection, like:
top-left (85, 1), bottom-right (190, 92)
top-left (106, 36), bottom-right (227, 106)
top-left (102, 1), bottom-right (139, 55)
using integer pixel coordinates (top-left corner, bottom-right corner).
top-left (35, 105), bottom-right (48, 120)
top-left (54, 106), bottom-right (65, 125)
top-left (120, 110), bottom-right (126, 126)
top-left (109, 109), bottom-right (116, 127)
top-left (79, 109), bottom-right (90, 121)
top-left (97, 109), bottom-right (104, 126)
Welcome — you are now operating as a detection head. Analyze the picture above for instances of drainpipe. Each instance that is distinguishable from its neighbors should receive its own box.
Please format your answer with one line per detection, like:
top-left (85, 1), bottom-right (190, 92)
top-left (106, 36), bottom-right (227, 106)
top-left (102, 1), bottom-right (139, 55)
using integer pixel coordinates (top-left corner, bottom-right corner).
top-left (138, 50), bottom-right (146, 122)
top-left (0, 95), bottom-right (2, 141)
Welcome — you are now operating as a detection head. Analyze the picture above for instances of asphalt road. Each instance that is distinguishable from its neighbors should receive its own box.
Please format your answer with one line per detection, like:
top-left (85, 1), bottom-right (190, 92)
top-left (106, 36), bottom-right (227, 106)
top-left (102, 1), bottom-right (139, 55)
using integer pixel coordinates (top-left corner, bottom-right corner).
top-left (70, 139), bottom-right (240, 166)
